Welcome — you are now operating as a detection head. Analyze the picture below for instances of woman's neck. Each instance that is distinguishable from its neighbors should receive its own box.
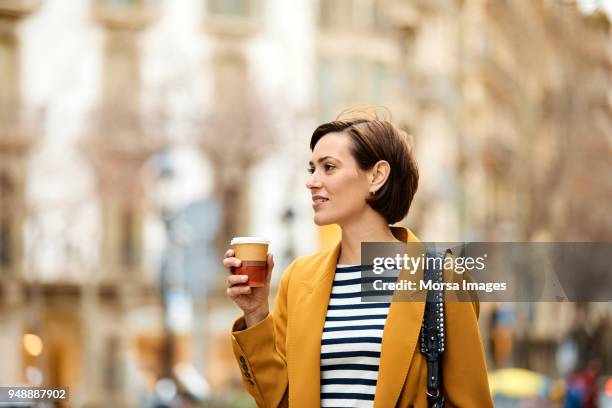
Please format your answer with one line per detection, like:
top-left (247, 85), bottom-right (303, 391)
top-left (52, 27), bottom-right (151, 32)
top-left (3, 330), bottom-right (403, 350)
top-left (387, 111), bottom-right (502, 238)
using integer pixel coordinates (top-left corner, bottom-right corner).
top-left (337, 213), bottom-right (402, 265)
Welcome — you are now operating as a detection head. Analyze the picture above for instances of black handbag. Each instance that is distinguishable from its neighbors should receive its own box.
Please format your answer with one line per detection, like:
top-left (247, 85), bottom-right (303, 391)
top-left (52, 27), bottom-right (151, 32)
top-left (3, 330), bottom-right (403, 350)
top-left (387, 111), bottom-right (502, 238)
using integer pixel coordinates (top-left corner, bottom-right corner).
top-left (419, 249), bottom-right (450, 408)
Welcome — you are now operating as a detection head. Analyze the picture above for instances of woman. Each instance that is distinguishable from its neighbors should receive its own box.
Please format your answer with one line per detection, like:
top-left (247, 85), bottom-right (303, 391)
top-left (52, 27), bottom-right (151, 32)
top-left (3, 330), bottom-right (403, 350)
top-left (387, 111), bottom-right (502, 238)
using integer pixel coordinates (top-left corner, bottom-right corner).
top-left (223, 114), bottom-right (493, 407)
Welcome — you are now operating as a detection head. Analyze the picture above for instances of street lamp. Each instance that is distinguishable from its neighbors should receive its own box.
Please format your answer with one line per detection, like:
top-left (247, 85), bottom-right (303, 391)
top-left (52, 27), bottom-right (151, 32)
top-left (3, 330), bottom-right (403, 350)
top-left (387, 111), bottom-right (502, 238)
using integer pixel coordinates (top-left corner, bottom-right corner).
top-left (152, 149), bottom-right (214, 405)
top-left (152, 151), bottom-right (178, 399)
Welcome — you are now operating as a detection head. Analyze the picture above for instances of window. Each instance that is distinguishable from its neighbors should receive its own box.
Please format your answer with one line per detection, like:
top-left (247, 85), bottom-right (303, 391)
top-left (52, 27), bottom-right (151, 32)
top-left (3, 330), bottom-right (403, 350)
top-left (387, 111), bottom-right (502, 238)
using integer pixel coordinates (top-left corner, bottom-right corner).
top-left (318, 58), bottom-right (336, 119)
top-left (207, 0), bottom-right (250, 17)
top-left (0, 33), bottom-right (19, 127)
top-left (120, 209), bottom-right (140, 267)
top-left (0, 172), bottom-right (14, 197)
top-left (105, 337), bottom-right (122, 391)
top-left (0, 217), bottom-right (11, 268)
top-left (319, 0), bottom-right (385, 30)
top-left (96, 0), bottom-right (133, 8)
top-left (344, 57), bottom-right (364, 102)
top-left (352, 0), bottom-right (375, 29)
top-left (370, 61), bottom-right (388, 103)
top-left (0, 173), bottom-right (14, 268)
top-left (317, 57), bottom-right (389, 119)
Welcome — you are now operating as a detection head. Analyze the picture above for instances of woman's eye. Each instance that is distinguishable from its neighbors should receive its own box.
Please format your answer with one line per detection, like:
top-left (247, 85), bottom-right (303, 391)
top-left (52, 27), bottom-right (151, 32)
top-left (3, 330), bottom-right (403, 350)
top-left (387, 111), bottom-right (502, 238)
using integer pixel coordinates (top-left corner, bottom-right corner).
top-left (307, 164), bottom-right (334, 174)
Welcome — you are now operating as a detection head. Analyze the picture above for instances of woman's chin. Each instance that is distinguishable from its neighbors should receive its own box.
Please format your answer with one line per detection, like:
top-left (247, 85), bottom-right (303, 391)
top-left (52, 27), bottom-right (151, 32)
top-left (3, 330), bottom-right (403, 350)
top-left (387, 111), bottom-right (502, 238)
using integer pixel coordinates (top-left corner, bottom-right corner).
top-left (313, 214), bottom-right (333, 226)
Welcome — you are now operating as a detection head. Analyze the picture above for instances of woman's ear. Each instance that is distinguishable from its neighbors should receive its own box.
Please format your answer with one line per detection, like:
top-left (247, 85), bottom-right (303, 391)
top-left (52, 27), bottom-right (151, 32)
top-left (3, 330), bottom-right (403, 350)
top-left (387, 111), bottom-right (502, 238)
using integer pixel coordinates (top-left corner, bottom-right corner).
top-left (369, 160), bottom-right (391, 193)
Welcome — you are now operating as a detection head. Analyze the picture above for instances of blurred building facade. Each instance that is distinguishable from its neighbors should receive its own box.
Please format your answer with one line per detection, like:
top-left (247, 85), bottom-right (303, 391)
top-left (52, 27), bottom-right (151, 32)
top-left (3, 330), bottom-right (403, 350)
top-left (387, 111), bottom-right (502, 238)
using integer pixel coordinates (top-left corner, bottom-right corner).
top-left (312, 0), bottom-right (611, 381)
top-left (0, 0), bottom-right (610, 407)
top-left (384, 0), bottom-right (611, 378)
top-left (0, 1), bottom-right (165, 407)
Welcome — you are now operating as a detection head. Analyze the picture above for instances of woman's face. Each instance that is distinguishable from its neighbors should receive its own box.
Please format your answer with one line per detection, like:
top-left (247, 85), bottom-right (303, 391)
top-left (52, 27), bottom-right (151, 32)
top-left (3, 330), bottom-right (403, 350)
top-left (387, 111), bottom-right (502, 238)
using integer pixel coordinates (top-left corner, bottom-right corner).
top-left (306, 132), bottom-right (372, 226)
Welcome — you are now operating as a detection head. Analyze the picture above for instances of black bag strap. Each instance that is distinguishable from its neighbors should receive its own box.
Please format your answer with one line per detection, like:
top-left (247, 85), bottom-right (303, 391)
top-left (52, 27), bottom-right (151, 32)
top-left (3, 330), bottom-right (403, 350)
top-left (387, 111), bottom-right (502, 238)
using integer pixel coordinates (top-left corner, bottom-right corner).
top-left (419, 248), bottom-right (449, 408)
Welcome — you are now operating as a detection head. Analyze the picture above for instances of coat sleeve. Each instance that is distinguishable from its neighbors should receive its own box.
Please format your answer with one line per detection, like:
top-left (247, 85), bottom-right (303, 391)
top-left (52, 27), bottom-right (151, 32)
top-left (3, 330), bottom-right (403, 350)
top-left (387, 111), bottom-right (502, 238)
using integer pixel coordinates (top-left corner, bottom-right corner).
top-left (441, 264), bottom-right (494, 407)
top-left (229, 260), bottom-right (295, 408)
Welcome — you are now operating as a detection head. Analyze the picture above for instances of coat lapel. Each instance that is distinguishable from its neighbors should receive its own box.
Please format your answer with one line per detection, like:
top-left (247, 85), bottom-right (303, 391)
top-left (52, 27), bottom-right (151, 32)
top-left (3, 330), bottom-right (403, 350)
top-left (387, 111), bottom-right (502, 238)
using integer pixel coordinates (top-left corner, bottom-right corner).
top-left (374, 227), bottom-right (426, 407)
top-left (289, 241), bottom-right (341, 407)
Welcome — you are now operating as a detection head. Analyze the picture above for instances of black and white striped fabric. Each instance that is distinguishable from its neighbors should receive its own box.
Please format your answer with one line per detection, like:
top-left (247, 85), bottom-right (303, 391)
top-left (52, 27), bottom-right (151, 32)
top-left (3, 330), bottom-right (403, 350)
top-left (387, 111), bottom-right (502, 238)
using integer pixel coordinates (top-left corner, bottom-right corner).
top-left (320, 264), bottom-right (397, 408)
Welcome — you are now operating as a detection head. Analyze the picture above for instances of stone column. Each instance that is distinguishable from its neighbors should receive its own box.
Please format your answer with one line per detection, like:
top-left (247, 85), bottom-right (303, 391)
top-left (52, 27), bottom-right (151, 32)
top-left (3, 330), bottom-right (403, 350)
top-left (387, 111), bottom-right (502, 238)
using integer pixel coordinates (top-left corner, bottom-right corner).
top-left (86, 0), bottom-right (161, 284)
top-left (200, 2), bottom-right (265, 251)
top-left (0, 0), bottom-right (41, 387)
top-left (0, 0), bottom-right (40, 279)
top-left (83, 1), bottom-right (161, 406)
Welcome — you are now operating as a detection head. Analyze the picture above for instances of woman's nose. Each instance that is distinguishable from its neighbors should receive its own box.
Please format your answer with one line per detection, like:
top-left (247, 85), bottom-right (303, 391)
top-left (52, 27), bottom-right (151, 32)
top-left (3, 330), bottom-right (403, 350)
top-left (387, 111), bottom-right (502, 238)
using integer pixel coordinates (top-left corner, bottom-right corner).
top-left (305, 172), bottom-right (322, 189)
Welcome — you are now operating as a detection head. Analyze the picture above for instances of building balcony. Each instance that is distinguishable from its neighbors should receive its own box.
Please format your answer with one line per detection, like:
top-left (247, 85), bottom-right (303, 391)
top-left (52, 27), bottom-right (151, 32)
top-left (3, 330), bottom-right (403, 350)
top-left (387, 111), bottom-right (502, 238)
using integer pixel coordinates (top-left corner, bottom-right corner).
top-left (0, 0), bottom-right (41, 20)
top-left (317, 30), bottom-right (399, 63)
top-left (383, 0), bottom-right (421, 29)
top-left (318, 0), bottom-right (396, 35)
top-left (203, 14), bottom-right (260, 39)
top-left (91, 0), bottom-right (159, 31)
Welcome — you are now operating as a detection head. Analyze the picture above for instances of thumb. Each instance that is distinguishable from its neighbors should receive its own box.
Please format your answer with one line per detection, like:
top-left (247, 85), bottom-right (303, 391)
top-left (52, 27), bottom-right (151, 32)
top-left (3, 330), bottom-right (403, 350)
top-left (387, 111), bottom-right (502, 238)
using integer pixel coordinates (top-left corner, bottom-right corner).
top-left (266, 253), bottom-right (274, 284)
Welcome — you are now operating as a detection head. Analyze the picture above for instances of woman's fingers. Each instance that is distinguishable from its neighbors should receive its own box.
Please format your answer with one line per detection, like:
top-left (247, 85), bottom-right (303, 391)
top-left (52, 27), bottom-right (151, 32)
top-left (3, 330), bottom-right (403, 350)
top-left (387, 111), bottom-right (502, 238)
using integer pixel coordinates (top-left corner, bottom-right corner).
top-left (224, 249), bottom-right (234, 258)
top-left (227, 274), bottom-right (249, 287)
top-left (222, 256), bottom-right (242, 269)
top-left (226, 285), bottom-right (252, 297)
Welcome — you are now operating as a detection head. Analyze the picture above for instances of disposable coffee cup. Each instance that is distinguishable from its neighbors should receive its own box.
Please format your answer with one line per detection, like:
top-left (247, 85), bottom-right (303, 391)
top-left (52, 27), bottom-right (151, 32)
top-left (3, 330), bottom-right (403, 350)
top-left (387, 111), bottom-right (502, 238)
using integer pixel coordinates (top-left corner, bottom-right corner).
top-left (230, 237), bottom-right (270, 287)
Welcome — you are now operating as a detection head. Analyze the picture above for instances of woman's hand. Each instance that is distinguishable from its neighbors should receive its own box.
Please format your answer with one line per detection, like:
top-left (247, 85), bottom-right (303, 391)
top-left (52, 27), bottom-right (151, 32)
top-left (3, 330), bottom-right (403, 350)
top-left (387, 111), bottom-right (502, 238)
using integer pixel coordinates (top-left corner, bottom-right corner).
top-left (224, 249), bottom-right (274, 328)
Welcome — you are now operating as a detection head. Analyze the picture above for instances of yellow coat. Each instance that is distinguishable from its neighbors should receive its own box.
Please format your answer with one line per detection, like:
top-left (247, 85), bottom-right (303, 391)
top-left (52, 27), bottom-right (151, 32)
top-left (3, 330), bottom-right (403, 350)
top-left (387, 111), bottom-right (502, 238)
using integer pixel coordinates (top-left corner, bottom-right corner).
top-left (230, 227), bottom-right (493, 407)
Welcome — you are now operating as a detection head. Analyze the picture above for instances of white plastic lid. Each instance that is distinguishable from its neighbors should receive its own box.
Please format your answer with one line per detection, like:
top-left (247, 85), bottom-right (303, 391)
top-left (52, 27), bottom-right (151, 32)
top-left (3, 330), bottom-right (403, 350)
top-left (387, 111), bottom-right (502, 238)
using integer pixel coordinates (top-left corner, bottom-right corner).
top-left (230, 237), bottom-right (270, 245)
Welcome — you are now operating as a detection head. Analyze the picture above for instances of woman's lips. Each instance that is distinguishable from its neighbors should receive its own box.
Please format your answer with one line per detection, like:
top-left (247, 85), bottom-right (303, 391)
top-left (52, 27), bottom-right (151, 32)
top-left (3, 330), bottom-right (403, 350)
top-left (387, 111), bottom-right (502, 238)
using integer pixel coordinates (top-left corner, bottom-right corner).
top-left (312, 196), bottom-right (329, 209)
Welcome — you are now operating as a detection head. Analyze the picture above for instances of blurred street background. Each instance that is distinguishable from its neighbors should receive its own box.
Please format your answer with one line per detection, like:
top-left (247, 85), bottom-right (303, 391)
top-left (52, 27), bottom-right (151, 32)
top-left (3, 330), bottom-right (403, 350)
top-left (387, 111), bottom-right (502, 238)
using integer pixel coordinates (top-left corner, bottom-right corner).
top-left (0, 0), bottom-right (611, 406)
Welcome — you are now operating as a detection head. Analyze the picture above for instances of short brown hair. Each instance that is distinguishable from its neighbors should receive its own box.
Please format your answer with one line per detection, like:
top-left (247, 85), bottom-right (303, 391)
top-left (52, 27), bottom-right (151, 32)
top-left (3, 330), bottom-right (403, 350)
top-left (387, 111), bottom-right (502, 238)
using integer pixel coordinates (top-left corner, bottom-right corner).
top-left (310, 117), bottom-right (419, 224)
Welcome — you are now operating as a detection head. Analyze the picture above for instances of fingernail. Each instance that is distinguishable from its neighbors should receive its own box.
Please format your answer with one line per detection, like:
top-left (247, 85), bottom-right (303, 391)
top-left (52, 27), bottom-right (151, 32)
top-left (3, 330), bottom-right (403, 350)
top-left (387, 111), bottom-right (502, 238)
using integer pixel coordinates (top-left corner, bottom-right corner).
top-left (241, 275), bottom-right (248, 282)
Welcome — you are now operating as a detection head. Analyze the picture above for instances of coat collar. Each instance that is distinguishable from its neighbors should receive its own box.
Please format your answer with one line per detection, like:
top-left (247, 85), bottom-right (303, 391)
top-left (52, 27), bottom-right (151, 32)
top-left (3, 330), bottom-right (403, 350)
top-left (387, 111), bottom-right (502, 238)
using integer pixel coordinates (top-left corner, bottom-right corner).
top-left (288, 226), bottom-right (426, 407)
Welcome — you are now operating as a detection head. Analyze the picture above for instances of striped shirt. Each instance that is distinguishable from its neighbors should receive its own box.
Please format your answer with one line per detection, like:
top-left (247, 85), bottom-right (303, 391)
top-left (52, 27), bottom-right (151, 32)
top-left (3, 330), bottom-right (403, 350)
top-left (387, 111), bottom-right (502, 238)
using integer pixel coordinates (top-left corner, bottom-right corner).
top-left (320, 264), bottom-right (395, 408)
